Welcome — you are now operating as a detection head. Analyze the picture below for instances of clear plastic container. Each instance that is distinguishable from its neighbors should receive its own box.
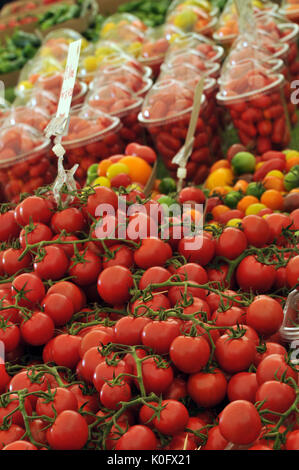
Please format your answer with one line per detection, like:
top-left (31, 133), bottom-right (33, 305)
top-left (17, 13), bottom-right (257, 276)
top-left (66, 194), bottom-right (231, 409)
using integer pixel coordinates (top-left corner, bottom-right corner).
top-left (100, 13), bottom-right (147, 37)
top-left (86, 83), bottom-right (145, 145)
top-left (78, 41), bottom-right (123, 84)
top-left (167, 32), bottom-right (225, 63)
top-left (61, 106), bottom-right (124, 185)
top-left (40, 28), bottom-right (92, 62)
top-left (213, 0), bottom-right (279, 50)
top-left (1, 106), bottom-right (50, 133)
top-left (0, 124), bottom-right (54, 202)
top-left (100, 23), bottom-right (146, 58)
top-left (18, 89), bottom-right (59, 117)
top-left (166, 4), bottom-right (218, 37)
top-left (89, 64), bottom-right (152, 98)
top-left (138, 79), bottom-right (216, 184)
top-left (280, 289), bottom-right (299, 344)
top-left (137, 24), bottom-right (183, 78)
top-left (161, 49), bottom-right (221, 78)
top-left (217, 72), bottom-right (291, 153)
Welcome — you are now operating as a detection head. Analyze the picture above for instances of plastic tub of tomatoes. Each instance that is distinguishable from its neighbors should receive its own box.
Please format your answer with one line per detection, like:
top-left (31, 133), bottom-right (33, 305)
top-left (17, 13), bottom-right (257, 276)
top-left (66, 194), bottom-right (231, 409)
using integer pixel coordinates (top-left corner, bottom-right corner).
top-left (217, 68), bottom-right (291, 154)
top-left (89, 64), bottom-right (152, 98)
top-left (161, 49), bottom-right (221, 79)
top-left (86, 83), bottom-right (145, 145)
top-left (60, 105), bottom-right (124, 185)
top-left (167, 31), bottom-right (225, 64)
top-left (0, 105), bottom-right (50, 133)
top-left (139, 78), bottom-right (216, 184)
top-left (166, 2), bottom-right (218, 38)
top-left (0, 123), bottom-right (54, 202)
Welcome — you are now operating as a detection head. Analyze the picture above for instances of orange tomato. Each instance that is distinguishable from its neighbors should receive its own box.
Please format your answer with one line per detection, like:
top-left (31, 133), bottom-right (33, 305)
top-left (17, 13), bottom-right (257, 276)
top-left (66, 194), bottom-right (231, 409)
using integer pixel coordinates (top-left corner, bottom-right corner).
top-left (233, 179), bottom-right (249, 193)
top-left (237, 195), bottom-right (259, 213)
top-left (210, 160), bottom-right (231, 173)
top-left (286, 156), bottom-right (299, 172)
top-left (97, 159), bottom-right (112, 177)
top-left (262, 175), bottom-right (285, 191)
top-left (260, 189), bottom-right (284, 211)
top-left (211, 204), bottom-right (230, 220)
top-left (209, 186), bottom-right (231, 196)
top-left (120, 156), bottom-right (152, 185)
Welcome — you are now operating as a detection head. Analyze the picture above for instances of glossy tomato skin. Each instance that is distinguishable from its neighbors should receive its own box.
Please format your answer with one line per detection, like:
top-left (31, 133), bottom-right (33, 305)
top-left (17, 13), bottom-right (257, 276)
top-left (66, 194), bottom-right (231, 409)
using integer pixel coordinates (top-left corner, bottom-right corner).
top-left (20, 311), bottom-right (54, 346)
top-left (215, 334), bottom-right (256, 374)
top-left (87, 187), bottom-right (118, 218)
top-left (0, 210), bottom-right (20, 242)
top-left (11, 273), bottom-right (45, 307)
top-left (93, 359), bottom-right (131, 392)
top-left (286, 430), bottom-right (299, 450)
top-left (102, 244), bottom-right (134, 269)
top-left (202, 425), bottom-right (228, 450)
top-left (100, 382), bottom-right (132, 410)
top-left (36, 387), bottom-right (78, 418)
top-left (227, 372), bottom-right (258, 403)
top-left (246, 296), bottom-right (284, 337)
top-left (42, 293), bottom-right (74, 326)
top-left (219, 400), bottom-right (262, 445)
top-left (51, 207), bottom-right (85, 234)
top-left (170, 335), bottom-right (210, 374)
top-left (236, 256), bottom-right (276, 293)
top-left (115, 425), bottom-right (157, 450)
top-left (69, 250), bottom-right (102, 286)
top-left (256, 381), bottom-right (296, 420)
top-left (254, 342), bottom-right (287, 367)
top-left (141, 320), bottom-right (181, 355)
top-left (178, 234), bottom-right (215, 266)
top-left (242, 215), bottom-right (270, 248)
top-left (212, 306), bottom-right (246, 332)
top-left (266, 213), bottom-right (293, 245)
top-left (2, 248), bottom-right (31, 276)
top-left (187, 369), bottom-right (227, 408)
top-left (46, 410), bottom-right (89, 450)
top-left (153, 399), bottom-right (189, 436)
top-left (97, 266), bottom-right (133, 305)
top-left (135, 357), bottom-right (174, 395)
top-left (46, 281), bottom-right (86, 312)
top-left (134, 238), bottom-right (172, 269)
top-left (51, 334), bottom-right (81, 369)
top-left (256, 354), bottom-right (298, 385)
top-left (139, 266), bottom-right (171, 292)
top-left (34, 246), bottom-right (69, 280)
top-left (0, 425), bottom-right (25, 450)
top-left (19, 222), bottom-right (52, 249)
top-left (3, 441), bottom-right (37, 450)
top-left (286, 255), bottom-right (299, 288)
top-left (114, 316), bottom-right (151, 346)
top-left (215, 228), bottom-right (248, 260)
top-left (14, 196), bottom-right (53, 225)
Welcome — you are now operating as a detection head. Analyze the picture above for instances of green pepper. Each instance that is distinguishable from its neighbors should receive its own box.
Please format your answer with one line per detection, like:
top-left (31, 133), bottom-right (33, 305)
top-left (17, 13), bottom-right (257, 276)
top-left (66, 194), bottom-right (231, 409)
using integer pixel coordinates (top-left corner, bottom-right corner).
top-left (86, 164), bottom-right (99, 186)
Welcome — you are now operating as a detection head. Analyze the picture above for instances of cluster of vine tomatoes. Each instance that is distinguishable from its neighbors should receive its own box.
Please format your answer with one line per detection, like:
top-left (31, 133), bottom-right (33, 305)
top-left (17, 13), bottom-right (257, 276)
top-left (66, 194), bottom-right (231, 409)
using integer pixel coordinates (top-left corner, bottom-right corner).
top-left (0, 172), bottom-right (297, 451)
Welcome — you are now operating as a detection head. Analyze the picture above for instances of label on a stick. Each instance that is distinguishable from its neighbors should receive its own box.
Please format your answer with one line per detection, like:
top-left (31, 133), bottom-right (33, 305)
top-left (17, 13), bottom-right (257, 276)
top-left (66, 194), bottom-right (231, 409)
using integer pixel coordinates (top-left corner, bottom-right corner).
top-left (57, 39), bottom-right (82, 120)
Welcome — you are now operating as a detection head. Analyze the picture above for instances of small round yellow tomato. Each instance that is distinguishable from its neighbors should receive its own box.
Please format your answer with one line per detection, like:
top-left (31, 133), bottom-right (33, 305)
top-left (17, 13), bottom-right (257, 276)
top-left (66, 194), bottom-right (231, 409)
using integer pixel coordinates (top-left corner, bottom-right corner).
top-left (106, 162), bottom-right (130, 180)
top-left (83, 56), bottom-right (98, 72)
top-left (245, 203), bottom-right (267, 216)
top-left (227, 218), bottom-right (243, 227)
top-left (92, 176), bottom-right (111, 188)
top-left (283, 149), bottom-right (299, 160)
top-left (205, 168), bottom-right (234, 190)
top-left (266, 170), bottom-right (284, 180)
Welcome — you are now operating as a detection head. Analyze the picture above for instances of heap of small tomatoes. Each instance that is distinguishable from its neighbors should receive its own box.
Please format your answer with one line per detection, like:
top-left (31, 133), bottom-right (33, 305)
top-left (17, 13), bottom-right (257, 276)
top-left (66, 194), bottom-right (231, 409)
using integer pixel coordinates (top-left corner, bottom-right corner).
top-left (0, 142), bottom-right (297, 451)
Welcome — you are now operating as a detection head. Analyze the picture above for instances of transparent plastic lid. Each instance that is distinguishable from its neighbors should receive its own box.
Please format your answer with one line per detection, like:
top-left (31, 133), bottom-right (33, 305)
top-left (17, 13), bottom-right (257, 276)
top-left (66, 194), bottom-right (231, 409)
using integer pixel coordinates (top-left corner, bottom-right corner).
top-left (86, 82), bottom-right (143, 117)
top-left (25, 89), bottom-right (59, 116)
top-left (139, 78), bottom-right (206, 124)
top-left (167, 31), bottom-right (224, 62)
top-left (159, 63), bottom-right (217, 92)
top-left (138, 24), bottom-right (183, 62)
top-left (218, 70), bottom-right (284, 102)
top-left (0, 123), bottom-right (50, 166)
top-left (62, 105), bottom-right (121, 146)
top-left (166, 4), bottom-right (218, 34)
top-left (162, 49), bottom-right (220, 76)
top-left (101, 13), bottom-right (147, 37)
top-left (213, 0), bottom-right (279, 41)
top-left (4, 106), bottom-right (50, 133)
top-left (90, 64), bottom-right (151, 95)
top-left (34, 72), bottom-right (83, 101)
top-left (16, 56), bottom-right (64, 94)
top-left (100, 23), bottom-right (145, 51)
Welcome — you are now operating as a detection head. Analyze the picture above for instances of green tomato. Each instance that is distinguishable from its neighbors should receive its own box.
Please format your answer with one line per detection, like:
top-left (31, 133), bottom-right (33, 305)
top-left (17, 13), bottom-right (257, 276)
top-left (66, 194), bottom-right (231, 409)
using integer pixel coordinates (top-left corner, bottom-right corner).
top-left (158, 177), bottom-right (177, 195)
top-left (157, 196), bottom-right (177, 207)
top-left (284, 165), bottom-right (299, 192)
top-left (224, 191), bottom-right (243, 209)
top-left (231, 152), bottom-right (256, 175)
top-left (246, 182), bottom-right (266, 199)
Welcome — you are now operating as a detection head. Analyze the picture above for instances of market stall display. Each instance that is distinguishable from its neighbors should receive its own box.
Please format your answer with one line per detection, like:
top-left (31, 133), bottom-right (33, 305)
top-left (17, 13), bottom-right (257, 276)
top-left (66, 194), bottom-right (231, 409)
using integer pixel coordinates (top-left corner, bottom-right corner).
top-left (0, 0), bottom-right (297, 454)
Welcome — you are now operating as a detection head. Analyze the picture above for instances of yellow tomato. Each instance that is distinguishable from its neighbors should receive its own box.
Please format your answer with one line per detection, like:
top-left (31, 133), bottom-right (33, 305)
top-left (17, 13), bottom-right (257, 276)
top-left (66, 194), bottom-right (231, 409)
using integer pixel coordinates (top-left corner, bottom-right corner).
top-left (255, 162), bottom-right (265, 171)
top-left (205, 168), bottom-right (234, 190)
top-left (266, 170), bottom-right (284, 180)
top-left (283, 149), bottom-right (299, 160)
top-left (246, 203), bottom-right (267, 216)
top-left (83, 56), bottom-right (98, 72)
top-left (106, 163), bottom-right (130, 180)
top-left (92, 176), bottom-right (111, 188)
top-left (226, 218), bottom-right (243, 228)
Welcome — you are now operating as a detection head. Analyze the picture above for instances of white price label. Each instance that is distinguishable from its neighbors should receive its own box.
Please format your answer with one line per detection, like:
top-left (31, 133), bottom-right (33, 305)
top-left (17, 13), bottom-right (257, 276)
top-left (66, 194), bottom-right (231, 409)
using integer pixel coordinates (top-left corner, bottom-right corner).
top-left (56, 39), bottom-right (82, 120)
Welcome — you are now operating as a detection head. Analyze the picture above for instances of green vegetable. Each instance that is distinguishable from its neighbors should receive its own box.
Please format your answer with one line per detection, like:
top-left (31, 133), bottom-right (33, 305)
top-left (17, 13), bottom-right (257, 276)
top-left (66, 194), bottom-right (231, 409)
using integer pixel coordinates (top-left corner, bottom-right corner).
top-left (158, 177), bottom-right (177, 195)
top-left (117, 0), bottom-right (171, 26)
top-left (224, 191), bottom-right (243, 209)
top-left (246, 182), bottom-right (266, 199)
